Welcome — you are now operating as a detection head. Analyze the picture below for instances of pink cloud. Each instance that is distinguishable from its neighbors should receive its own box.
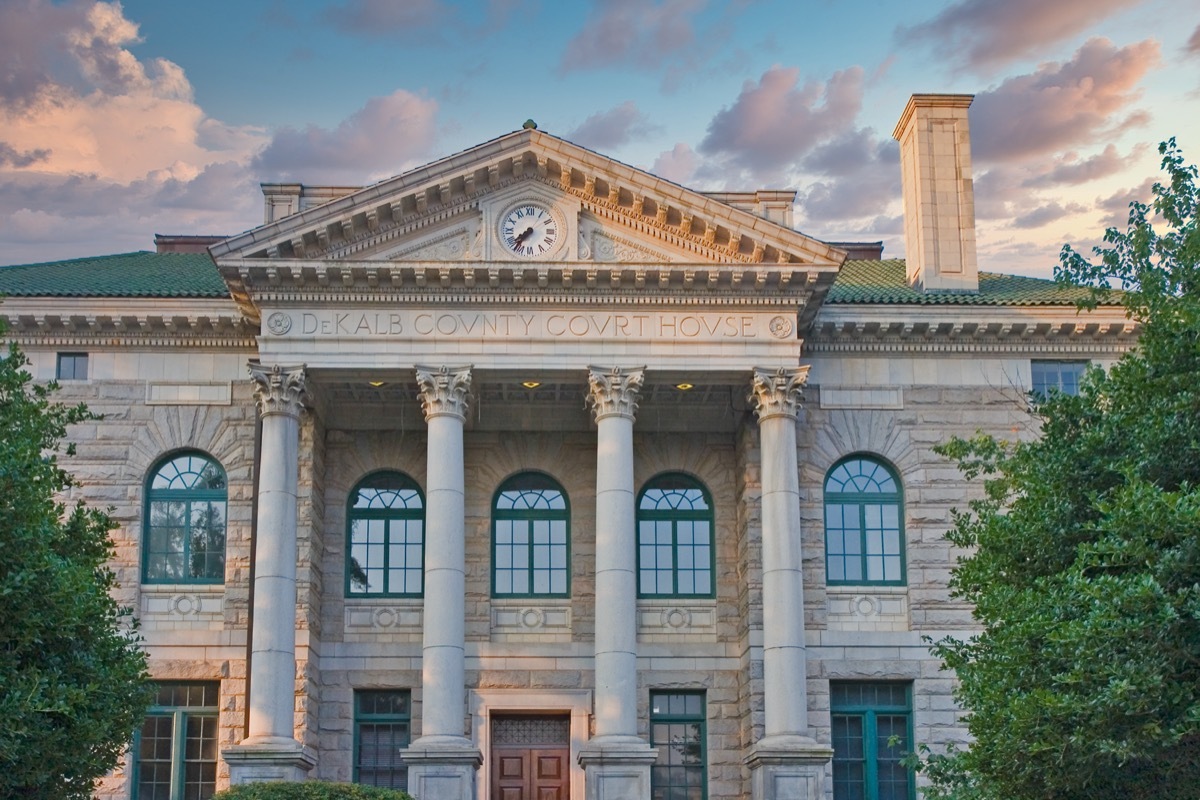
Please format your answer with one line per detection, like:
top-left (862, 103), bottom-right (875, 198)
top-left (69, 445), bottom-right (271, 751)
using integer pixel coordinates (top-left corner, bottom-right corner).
top-left (566, 102), bottom-right (659, 151)
top-left (251, 90), bottom-right (439, 184)
top-left (698, 65), bottom-right (864, 180)
top-left (560, 0), bottom-right (704, 72)
top-left (971, 37), bottom-right (1160, 163)
top-left (1022, 144), bottom-right (1143, 187)
top-left (901, 0), bottom-right (1142, 70)
top-left (1096, 176), bottom-right (1156, 224)
top-left (1012, 201), bottom-right (1088, 229)
top-left (650, 143), bottom-right (698, 185)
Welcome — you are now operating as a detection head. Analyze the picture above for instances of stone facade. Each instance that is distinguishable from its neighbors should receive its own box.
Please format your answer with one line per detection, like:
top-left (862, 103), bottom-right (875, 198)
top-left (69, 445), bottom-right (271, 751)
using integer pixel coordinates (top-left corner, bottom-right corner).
top-left (0, 95), bottom-right (1136, 800)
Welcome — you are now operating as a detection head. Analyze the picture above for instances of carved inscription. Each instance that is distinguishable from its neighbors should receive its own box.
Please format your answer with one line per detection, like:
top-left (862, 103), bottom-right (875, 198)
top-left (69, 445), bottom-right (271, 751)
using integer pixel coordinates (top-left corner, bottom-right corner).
top-left (279, 310), bottom-right (774, 340)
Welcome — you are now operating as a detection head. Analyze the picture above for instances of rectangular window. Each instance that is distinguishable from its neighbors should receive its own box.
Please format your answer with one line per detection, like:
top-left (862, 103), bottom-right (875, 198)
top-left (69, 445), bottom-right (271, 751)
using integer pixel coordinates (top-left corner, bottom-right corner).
top-left (650, 691), bottom-right (706, 800)
top-left (831, 683), bottom-right (914, 800)
top-left (136, 682), bottom-right (219, 800)
top-left (56, 352), bottom-right (88, 380)
top-left (355, 690), bottom-right (411, 790)
top-left (1032, 360), bottom-right (1087, 397)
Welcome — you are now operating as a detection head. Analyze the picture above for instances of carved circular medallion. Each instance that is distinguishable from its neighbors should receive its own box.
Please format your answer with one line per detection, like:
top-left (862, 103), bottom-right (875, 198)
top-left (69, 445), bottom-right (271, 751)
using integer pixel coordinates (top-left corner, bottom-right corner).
top-left (768, 315), bottom-right (794, 339)
top-left (266, 312), bottom-right (292, 335)
top-left (854, 596), bottom-right (879, 617)
top-left (374, 608), bottom-right (397, 628)
top-left (520, 608), bottom-right (545, 628)
top-left (171, 594), bottom-right (200, 616)
top-left (663, 608), bottom-right (691, 629)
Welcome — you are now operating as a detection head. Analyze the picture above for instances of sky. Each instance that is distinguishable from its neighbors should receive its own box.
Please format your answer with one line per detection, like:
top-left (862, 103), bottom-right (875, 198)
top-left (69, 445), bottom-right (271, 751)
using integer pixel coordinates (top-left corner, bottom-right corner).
top-left (0, 0), bottom-right (1197, 277)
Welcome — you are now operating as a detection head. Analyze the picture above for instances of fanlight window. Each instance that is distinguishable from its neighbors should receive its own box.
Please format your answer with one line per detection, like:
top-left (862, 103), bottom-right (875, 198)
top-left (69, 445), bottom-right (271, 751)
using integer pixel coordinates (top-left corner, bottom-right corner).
top-left (824, 457), bottom-right (905, 585)
top-left (637, 473), bottom-right (714, 597)
top-left (492, 473), bottom-right (570, 597)
top-left (143, 452), bottom-right (227, 584)
top-left (347, 472), bottom-right (425, 597)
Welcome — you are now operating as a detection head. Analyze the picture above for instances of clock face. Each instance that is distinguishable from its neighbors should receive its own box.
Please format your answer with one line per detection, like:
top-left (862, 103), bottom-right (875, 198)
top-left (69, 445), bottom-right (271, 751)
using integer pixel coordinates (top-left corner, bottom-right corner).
top-left (499, 204), bottom-right (560, 257)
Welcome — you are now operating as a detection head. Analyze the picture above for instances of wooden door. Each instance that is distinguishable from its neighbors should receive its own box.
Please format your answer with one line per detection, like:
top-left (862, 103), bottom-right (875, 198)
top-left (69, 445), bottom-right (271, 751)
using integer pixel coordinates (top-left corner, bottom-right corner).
top-left (491, 716), bottom-right (570, 800)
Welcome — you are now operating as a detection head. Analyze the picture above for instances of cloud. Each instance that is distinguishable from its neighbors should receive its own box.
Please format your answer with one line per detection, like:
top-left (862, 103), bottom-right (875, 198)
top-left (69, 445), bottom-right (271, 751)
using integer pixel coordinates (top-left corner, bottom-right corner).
top-left (1187, 24), bottom-right (1200, 56)
top-left (560, 0), bottom-right (703, 72)
top-left (796, 129), bottom-right (900, 222)
top-left (901, 0), bottom-right (1141, 70)
top-left (0, 142), bottom-right (50, 168)
top-left (1012, 201), bottom-right (1087, 229)
top-left (1096, 176), bottom-right (1156, 222)
top-left (971, 37), bottom-right (1160, 163)
top-left (650, 143), bottom-right (698, 185)
top-left (0, 1), bottom-right (270, 264)
top-left (565, 102), bottom-right (659, 151)
top-left (1021, 144), bottom-right (1142, 187)
top-left (251, 90), bottom-right (439, 184)
top-left (698, 65), bottom-right (864, 181)
top-left (321, 0), bottom-right (446, 39)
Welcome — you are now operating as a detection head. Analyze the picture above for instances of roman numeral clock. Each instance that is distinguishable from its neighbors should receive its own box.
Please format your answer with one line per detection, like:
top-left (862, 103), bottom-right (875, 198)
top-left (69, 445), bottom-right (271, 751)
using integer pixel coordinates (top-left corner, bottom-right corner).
top-left (497, 201), bottom-right (563, 259)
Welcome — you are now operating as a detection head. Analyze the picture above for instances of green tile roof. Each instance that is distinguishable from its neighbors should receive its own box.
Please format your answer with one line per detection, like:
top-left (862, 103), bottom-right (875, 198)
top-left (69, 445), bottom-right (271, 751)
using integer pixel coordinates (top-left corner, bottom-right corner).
top-left (827, 259), bottom-right (1121, 306)
top-left (0, 251), bottom-right (1118, 307)
top-left (0, 251), bottom-right (226, 298)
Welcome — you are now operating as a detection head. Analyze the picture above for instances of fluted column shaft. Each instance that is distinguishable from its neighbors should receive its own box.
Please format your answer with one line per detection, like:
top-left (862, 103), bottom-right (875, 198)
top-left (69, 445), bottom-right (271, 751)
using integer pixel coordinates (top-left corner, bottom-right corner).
top-left (750, 366), bottom-right (811, 738)
top-left (415, 365), bottom-right (472, 741)
top-left (586, 366), bottom-right (645, 738)
top-left (247, 363), bottom-right (307, 744)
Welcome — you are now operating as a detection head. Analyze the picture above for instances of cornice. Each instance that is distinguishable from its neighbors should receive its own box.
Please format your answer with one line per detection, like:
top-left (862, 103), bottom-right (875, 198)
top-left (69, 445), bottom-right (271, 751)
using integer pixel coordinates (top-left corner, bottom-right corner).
top-left (218, 259), bottom-right (837, 323)
top-left (0, 297), bottom-right (256, 345)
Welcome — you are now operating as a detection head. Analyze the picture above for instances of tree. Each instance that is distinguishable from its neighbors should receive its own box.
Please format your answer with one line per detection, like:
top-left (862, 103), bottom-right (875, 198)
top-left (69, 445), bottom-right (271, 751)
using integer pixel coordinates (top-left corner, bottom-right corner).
top-left (922, 140), bottom-right (1200, 800)
top-left (0, 335), bottom-right (153, 798)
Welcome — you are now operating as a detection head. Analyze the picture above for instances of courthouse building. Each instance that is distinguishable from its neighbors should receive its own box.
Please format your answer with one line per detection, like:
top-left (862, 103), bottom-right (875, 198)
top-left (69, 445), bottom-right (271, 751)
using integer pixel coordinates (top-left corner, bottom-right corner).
top-left (0, 95), bottom-right (1133, 800)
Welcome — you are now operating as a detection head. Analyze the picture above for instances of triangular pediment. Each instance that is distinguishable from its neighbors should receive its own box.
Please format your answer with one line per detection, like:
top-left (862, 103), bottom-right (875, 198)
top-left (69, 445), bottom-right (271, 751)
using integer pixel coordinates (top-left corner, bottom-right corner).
top-left (209, 129), bottom-right (845, 269)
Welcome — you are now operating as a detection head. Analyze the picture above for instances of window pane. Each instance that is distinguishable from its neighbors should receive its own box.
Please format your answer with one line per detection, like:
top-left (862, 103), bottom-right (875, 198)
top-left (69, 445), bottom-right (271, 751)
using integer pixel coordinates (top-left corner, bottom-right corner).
top-left (356, 690), bottom-right (411, 790)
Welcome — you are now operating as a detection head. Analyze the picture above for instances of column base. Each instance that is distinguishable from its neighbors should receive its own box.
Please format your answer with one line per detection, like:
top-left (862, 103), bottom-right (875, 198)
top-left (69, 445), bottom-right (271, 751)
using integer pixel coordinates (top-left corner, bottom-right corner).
top-left (578, 735), bottom-right (658, 800)
top-left (402, 736), bottom-right (484, 800)
top-left (223, 738), bottom-right (316, 785)
top-left (744, 735), bottom-right (834, 800)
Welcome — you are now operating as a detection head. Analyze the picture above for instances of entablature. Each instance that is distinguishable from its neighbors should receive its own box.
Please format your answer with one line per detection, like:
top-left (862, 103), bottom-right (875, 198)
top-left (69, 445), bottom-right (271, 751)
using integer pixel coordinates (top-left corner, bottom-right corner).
top-left (0, 297), bottom-right (256, 347)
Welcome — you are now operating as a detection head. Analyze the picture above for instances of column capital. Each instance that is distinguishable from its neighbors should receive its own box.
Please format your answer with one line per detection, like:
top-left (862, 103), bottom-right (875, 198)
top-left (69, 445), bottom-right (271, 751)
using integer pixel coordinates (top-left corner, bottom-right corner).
top-left (749, 366), bottom-right (810, 422)
top-left (586, 366), bottom-right (645, 423)
top-left (415, 365), bottom-right (473, 421)
top-left (249, 362), bottom-right (308, 418)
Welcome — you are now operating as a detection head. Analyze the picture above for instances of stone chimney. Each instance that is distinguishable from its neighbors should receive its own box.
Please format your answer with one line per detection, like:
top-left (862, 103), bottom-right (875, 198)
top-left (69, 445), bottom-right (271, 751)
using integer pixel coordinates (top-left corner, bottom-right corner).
top-left (892, 94), bottom-right (978, 293)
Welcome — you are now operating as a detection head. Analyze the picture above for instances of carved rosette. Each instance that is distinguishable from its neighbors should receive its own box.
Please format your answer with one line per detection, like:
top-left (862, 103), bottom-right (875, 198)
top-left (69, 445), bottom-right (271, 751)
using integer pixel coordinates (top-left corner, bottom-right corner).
top-left (586, 366), bottom-right (645, 422)
top-left (748, 366), bottom-right (811, 421)
top-left (249, 362), bottom-right (308, 418)
top-left (415, 365), bottom-right (473, 421)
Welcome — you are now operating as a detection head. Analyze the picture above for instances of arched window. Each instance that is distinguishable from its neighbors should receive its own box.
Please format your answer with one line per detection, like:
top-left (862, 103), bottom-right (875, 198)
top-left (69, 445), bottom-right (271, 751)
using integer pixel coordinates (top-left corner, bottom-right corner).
top-left (824, 456), bottom-right (905, 586)
top-left (143, 452), bottom-right (227, 584)
top-left (492, 473), bottom-right (569, 597)
top-left (347, 472), bottom-right (424, 597)
top-left (637, 473), bottom-right (714, 597)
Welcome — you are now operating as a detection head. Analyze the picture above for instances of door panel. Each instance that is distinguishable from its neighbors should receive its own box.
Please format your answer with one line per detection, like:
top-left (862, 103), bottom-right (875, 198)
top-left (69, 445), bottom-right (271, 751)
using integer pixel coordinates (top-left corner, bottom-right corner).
top-left (491, 746), bottom-right (568, 800)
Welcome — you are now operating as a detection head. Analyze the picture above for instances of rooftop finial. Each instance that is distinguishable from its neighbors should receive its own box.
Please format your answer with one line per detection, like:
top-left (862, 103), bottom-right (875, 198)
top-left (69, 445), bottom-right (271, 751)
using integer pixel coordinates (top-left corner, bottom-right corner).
top-left (522, 119), bottom-right (537, 130)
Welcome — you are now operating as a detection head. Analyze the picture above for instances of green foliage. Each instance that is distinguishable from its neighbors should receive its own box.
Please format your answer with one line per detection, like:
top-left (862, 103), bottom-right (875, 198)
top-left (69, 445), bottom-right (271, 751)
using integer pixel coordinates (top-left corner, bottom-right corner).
top-left (213, 780), bottom-right (415, 800)
top-left (922, 140), bottom-right (1200, 800)
top-left (0, 337), bottom-right (153, 799)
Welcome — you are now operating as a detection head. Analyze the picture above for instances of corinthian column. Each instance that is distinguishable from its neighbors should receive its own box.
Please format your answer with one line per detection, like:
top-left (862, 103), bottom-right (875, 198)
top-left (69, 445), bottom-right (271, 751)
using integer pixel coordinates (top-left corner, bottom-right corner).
top-left (224, 362), bottom-right (315, 784)
top-left (402, 366), bottom-right (482, 800)
top-left (579, 366), bottom-right (657, 800)
top-left (744, 366), bottom-right (832, 800)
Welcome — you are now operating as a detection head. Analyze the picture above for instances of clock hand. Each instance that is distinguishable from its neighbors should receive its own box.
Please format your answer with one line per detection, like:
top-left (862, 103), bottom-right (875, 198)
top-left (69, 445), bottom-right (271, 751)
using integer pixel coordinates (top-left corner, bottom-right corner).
top-left (513, 226), bottom-right (534, 247)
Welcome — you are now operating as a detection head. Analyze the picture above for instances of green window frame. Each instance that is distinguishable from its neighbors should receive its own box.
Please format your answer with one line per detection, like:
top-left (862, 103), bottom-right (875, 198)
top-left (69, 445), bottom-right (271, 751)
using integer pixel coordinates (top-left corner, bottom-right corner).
top-left (1031, 359), bottom-right (1087, 397)
top-left (134, 681), bottom-right (220, 800)
top-left (55, 351), bottom-right (88, 380)
top-left (492, 472), bottom-right (570, 597)
top-left (637, 473), bottom-right (714, 598)
top-left (650, 690), bottom-right (707, 800)
top-left (143, 452), bottom-right (227, 584)
top-left (824, 456), bottom-right (905, 586)
top-left (346, 471), bottom-right (425, 597)
top-left (354, 690), bottom-right (411, 790)
top-left (830, 682), bottom-right (915, 800)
